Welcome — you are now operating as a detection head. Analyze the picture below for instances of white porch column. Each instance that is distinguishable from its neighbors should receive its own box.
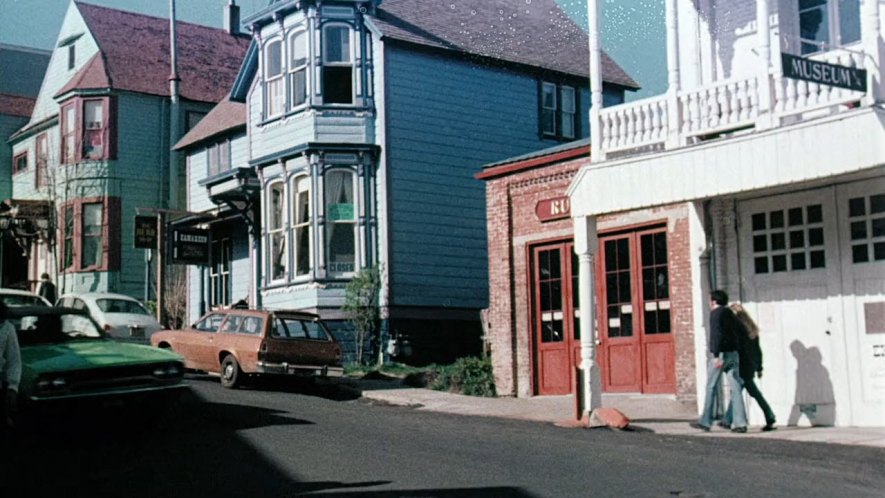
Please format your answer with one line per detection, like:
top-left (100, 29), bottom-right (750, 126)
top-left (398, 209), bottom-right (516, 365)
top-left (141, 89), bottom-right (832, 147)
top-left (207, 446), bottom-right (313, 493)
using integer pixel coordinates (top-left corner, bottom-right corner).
top-left (755, 0), bottom-right (773, 128)
top-left (574, 215), bottom-right (601, 415)
top-left (862, 0), bottom-right (882, 105)
top-left (587, 0), bottom-right (604, 161)
top-left (665, 0), bottom-right (682, 149)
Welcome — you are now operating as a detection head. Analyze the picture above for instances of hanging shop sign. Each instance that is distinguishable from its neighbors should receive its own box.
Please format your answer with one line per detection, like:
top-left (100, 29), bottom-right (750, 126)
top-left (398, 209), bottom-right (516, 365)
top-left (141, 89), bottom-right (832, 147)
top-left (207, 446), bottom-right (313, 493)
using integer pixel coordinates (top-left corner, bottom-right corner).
top-left (134, 215), bottom-right (157, 249)
top-left (172, 228), bottom-right (210, 266)
top-left (782, 53), bottom-right (867, 92)
top-left (536, 196), bottom-right (571, 222)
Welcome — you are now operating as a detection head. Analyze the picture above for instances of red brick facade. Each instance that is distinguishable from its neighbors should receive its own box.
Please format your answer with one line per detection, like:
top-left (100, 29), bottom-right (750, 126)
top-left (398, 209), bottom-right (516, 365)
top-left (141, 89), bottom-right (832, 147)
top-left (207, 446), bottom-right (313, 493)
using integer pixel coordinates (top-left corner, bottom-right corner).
top-left (481, 154), bottom-right (697, 402)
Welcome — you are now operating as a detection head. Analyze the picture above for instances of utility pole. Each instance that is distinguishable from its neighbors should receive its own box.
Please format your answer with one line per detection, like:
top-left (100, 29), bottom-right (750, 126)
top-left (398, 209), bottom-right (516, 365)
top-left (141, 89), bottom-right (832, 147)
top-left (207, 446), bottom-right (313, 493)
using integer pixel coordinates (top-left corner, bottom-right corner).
top-left (156, 211), bottom-right (166, 325)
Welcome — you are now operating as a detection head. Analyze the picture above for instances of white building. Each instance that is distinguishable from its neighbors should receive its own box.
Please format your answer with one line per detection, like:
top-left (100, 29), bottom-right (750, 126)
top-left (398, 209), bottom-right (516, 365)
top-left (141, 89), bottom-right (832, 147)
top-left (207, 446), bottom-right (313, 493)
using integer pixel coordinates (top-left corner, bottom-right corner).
top-left (571, 0), bottom-right (885, 427)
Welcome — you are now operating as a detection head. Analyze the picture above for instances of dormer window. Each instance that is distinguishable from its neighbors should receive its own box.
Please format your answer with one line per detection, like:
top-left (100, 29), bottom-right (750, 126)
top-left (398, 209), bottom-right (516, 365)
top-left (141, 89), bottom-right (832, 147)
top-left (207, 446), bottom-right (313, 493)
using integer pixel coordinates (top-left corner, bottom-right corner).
top-left (68, 44), bottom-right (76, 70)
top-left (799, 0), bottom-right (860, 54)
top-left (265, 39), bottom-right (284, 117)
top-left (289, 30), bottom-right (309, 108)
top-left (322, 24), bottom-right (353, 105)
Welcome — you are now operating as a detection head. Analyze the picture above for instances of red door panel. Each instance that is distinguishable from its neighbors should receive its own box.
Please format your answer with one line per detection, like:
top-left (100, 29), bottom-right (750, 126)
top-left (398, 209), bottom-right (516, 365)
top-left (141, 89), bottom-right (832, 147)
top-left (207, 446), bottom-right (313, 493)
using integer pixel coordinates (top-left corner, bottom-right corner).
top-left (532, 243), bottom-right (579, 396)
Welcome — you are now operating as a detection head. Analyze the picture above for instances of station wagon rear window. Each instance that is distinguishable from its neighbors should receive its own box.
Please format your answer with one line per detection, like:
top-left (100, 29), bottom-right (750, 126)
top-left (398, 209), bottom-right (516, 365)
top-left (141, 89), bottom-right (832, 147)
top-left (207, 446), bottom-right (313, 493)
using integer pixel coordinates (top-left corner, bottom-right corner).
top-left (272, 317), bottom-right (331, 340)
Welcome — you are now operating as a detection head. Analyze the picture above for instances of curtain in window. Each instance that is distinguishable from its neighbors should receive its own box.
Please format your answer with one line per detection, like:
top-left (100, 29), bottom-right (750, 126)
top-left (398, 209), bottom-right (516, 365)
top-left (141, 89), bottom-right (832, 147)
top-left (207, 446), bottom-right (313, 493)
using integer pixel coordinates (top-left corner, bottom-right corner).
top-left (83, 100), bottom-right (104, 159)
top-left (269, 183), bottom-right (286, 280)
top-left (292, 175), bottom-right (311, 276)
top-left (81, 203), bottom-right (103, 268)
top-left (325, 170), bottom-right (355, 274)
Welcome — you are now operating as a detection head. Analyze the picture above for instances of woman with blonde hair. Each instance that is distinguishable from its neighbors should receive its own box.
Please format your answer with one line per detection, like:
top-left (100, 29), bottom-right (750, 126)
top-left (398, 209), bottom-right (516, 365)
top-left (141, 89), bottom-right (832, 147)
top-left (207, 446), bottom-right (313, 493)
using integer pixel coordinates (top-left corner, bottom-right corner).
top-left (722, 302), bottom-right (777, 431)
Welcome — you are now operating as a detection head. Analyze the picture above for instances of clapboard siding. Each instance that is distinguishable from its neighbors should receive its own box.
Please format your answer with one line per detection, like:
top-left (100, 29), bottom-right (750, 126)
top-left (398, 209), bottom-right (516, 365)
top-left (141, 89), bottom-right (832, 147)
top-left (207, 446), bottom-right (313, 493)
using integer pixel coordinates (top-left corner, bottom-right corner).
top-left (0, 115), bottom-right (29, 200)
top-left (384, 47), bottom-right (590, 308)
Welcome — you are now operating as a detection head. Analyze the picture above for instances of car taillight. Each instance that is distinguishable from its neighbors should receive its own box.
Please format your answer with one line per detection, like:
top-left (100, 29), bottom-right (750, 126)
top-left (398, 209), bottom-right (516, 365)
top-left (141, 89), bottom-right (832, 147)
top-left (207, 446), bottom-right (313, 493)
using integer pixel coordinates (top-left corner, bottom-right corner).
top-left (258, 340), bottom-right (267, 360)
top-left (334, 345), bottom-right (341, 360)
top-left (103, 324), bottom-right (112, 332)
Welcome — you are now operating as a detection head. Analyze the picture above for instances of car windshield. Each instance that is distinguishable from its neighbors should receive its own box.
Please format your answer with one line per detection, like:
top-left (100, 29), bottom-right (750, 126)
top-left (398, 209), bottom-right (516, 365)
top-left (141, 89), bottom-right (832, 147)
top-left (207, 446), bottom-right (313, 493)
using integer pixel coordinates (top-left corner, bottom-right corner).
top-left (1, 294), bottom-right (48, 307)
top-left (14, 312), bottom-right (104, 346)
top-left (96, 298), bottom-right (149, 315)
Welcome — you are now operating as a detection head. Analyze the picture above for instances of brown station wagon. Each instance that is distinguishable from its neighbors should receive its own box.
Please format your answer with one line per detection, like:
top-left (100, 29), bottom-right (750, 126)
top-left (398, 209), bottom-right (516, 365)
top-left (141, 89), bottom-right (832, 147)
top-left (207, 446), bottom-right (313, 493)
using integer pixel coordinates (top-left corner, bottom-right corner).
top-left (150, 309), bottom-right (344, 388)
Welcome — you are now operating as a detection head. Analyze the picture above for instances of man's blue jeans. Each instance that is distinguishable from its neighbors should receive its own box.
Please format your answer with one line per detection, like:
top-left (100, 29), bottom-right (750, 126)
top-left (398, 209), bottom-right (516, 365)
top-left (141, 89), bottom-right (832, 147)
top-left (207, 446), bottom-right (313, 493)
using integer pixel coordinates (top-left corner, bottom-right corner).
top-left (699, 351), bottom-right (746, 429)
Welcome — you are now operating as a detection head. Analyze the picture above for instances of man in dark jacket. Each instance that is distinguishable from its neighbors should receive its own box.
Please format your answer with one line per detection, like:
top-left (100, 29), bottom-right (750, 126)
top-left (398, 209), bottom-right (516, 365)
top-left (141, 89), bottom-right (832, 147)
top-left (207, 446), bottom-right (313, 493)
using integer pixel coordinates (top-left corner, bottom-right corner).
top-left (695, 290), bottom-right (747, 432)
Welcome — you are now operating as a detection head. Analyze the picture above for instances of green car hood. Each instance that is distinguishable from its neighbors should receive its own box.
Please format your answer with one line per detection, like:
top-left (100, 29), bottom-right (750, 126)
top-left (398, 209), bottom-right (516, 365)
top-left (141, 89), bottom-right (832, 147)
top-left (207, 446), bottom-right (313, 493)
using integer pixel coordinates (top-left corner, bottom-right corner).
top-left (22, 340), bottom-right (182, 375)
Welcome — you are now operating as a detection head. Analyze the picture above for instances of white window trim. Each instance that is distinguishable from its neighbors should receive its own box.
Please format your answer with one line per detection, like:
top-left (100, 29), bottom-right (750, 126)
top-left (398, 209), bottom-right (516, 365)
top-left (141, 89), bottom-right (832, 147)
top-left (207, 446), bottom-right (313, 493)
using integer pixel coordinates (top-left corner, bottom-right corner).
top-left (288, 28), bottom-right (310, 111)
top-left (323, 168), bottom-right (358, 278)
top-left (264, 38), bottom-right (285, 118)
top-left (798, 0), bottom-right (861, 55)
top-left (322, 23), bottom-right (355, 105)
top-left (267, 180), bottom-right (288, 283)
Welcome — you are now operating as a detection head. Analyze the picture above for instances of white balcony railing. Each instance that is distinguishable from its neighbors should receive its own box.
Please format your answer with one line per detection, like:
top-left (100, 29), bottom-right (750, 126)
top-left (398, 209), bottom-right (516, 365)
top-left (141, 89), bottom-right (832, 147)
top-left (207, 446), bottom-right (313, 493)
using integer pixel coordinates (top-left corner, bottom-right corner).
top-left (598, 50), bottom-right (869, 156)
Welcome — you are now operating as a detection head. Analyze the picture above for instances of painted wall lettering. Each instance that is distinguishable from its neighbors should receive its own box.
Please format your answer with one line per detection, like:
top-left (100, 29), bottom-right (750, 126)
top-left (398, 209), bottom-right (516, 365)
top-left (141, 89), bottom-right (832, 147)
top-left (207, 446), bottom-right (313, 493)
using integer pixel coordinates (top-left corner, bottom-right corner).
top-left (536, 196), bottom-right (571, 222)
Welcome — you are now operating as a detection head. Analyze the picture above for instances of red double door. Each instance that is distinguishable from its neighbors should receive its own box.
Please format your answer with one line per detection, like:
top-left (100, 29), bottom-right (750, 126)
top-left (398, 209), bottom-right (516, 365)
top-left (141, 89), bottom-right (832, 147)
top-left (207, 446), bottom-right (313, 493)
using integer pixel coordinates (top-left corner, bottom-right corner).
top-left (532, 228), bottom-right (675, 396)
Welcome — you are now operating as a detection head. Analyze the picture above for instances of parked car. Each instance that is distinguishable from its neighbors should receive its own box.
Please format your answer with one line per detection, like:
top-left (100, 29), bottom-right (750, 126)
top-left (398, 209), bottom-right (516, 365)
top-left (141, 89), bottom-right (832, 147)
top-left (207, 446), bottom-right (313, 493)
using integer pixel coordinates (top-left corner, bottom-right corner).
top-left (56, 292), bottom-right (162, 344)
top-left (150, 308), bottom-right (344, 388)
top-left (0, 287), bottom-right (51, 307)
top-left (12, 306), bottom-right (185, 409)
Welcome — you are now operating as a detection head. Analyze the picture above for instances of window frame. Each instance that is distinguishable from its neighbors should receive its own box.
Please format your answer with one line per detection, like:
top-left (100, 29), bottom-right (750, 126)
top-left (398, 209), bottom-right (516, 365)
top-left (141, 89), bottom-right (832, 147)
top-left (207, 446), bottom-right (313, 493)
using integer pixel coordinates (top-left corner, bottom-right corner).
top-left (321, 23), bottom-right (355, 105)
top-left (12, 151), bottom-right (28, 175)
top-left (323, 168), bottom-right (357, 278)
top-left (288, 28), bottom-right (310, 110)
top-left (266, 180), bottom-right (288, 283)
top-left (59, 96), bottom-right (114, 163)
top-left (35, 133), bottom-right (49, 188)
top-left (207, 140), bottom-right (231, 177)
top-left (57, 197), bottom-right (121, 273)
top-left (798, 0), bottom-right (861, 55)
top-left (290, 174), bottom-right (312, 278)
top-left (539, 81), bottom-right (579, 141)
top-left (209, 237), bottom-right (232, 308)
top-left (264, 38), bottom-right (285, 118)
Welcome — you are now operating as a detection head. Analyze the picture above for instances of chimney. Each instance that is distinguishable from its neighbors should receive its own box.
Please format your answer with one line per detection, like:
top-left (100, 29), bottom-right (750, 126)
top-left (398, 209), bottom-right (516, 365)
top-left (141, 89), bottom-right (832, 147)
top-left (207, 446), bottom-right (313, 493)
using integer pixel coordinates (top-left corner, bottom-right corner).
top-left (224, 0), bottom-right (241, 36)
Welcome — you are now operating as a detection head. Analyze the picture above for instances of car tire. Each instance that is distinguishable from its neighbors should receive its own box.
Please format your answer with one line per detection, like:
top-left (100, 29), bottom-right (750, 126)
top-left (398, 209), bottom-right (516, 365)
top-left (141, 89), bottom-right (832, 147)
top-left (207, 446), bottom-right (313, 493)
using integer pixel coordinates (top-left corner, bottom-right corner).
top-left (220, 355), bottom-right (241, 389)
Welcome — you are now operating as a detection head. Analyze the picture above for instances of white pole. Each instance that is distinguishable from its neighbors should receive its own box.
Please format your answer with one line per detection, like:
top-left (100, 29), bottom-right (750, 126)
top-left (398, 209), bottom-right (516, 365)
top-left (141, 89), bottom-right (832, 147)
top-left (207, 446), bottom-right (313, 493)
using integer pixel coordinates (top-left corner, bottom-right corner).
top-left (587, 0), bottom-right (603, 161)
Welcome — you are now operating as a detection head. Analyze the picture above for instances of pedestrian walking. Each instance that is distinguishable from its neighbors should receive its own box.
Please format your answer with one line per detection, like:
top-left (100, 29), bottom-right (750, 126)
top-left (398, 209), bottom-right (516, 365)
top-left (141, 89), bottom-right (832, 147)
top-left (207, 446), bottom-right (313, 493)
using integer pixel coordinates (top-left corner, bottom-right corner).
top-left (37, 273), bottom-right (57, 304)
top-left (695, 290), bottom-right (748, 433)
top-left (0, 302), bottom-right (21, 429)
top-left (720, 303), bottom-right (777, 431)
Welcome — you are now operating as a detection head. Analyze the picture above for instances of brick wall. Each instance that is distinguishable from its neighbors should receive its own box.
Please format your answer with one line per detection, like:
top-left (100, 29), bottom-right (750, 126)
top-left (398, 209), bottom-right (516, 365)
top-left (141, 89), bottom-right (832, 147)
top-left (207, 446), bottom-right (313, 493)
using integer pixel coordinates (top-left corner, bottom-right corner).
top-left (484, 158), bottom-right (698, 402)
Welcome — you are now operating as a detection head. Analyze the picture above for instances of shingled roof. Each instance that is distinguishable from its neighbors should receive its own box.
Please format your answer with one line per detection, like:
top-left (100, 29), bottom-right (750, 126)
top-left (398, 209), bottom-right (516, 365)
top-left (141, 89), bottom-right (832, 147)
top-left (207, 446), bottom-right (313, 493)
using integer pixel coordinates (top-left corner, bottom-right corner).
top-left (371, 0), bottom-right (638, 88)
top-left (174, 97), bottom-right (246, 150)
top-left (62, 2), bottom-right (251, 103)
top-left (0, 93), bottom-right (37, 118)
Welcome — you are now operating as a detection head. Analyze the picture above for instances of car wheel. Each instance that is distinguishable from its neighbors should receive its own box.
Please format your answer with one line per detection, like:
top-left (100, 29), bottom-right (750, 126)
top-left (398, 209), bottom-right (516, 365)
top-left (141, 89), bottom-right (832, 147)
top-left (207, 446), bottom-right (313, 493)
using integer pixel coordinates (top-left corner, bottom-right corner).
top-left (220, 355), bottom-right (241, 389)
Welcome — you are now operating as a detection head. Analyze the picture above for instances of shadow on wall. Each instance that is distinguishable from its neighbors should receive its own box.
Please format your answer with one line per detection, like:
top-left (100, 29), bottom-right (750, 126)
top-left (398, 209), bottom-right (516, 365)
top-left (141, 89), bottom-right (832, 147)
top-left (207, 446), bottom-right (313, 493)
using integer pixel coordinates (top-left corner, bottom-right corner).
top-left (788, 340), bottom-right (836, 426)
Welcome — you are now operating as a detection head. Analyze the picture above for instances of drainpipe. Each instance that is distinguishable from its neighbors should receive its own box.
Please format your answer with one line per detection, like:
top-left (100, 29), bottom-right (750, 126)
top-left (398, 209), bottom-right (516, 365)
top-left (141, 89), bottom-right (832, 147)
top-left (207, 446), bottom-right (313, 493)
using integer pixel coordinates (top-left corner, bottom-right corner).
top-left (168, 0), bottom-right (181, 210)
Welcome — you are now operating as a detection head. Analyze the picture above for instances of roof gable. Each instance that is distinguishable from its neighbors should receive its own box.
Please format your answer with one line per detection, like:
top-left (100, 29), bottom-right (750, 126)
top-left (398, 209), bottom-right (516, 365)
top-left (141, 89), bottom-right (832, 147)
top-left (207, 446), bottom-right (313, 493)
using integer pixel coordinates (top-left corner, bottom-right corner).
top-left (75, 2), bottom-right (251, 103)
top-left (54, 53), bottom-right (111, 97)
top-left (174, 98), bottom-right (246, 150)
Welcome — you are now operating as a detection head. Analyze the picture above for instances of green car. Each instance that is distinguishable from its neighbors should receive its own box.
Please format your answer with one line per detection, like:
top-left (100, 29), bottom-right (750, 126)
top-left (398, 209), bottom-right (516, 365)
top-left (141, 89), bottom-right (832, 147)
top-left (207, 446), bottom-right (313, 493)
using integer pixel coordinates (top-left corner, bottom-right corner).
top-left (11, 306), bottom-right (185, 405)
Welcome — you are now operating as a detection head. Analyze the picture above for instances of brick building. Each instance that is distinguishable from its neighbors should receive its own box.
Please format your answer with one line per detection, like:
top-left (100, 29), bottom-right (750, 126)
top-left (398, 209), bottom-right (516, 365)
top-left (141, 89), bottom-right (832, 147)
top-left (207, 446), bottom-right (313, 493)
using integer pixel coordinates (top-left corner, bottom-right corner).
top-left (478, 140), bottom-right (698, 403)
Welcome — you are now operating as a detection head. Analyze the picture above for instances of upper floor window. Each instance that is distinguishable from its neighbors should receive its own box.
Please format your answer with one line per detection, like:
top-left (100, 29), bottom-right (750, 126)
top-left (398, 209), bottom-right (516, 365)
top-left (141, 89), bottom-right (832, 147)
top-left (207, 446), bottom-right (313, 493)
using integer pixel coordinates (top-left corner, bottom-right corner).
top-left (67, 44), bottom-right (75, 70)
top-left (13, 152), bottom-right (28, 175)
top-left (265, 39), bottom-right (284, 117)
top-left (323, 24), bottom-right (354, 105)
top-left (291, 175), bottom-right (312, 277)
top-left (799, 0), bottom-right (861, 54)
top-left (208, 140), bottom-right (231, 177)
top-left (60, 97), bottom-right (114, 163)
top-left (289, 30), bottom-right (309, 108)
top-left (268, 181), bottom-right (287, 281)
top-left (210, 237), bottom-right (231, 308)
top-left (324, 169), bottom-right (356, 276)
top-left (540, 82), bottom-right (577, 141)
top-left (36, 133), bottom-right (49, 188)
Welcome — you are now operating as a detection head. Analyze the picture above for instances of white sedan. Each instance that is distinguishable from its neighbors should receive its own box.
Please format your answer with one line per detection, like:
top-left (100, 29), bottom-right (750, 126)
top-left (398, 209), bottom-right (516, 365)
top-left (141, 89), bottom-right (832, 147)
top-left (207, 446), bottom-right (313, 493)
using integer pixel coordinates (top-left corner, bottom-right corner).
top-left (56, 292), bottom-right (162, 344)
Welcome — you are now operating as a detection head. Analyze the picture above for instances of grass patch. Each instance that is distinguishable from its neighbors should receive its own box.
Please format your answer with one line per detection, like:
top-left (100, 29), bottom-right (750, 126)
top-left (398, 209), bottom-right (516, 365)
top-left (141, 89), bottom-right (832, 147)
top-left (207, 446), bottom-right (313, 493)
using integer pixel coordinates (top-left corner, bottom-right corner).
top-left (346, 358), bottom-right (496, 398)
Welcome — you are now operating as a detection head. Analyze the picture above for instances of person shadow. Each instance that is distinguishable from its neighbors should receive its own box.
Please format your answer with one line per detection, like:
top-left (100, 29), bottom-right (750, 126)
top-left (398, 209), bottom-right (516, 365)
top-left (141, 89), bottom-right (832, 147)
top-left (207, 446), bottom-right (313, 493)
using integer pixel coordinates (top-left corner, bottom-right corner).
top-left (788, 340), bottom-right (836, 426)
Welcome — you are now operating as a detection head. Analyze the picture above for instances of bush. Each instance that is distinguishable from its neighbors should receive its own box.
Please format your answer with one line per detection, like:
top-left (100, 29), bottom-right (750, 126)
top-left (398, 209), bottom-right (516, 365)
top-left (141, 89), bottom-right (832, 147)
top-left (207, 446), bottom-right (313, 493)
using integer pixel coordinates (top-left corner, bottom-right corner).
top-left (429, 357), bottom-right (496, 397)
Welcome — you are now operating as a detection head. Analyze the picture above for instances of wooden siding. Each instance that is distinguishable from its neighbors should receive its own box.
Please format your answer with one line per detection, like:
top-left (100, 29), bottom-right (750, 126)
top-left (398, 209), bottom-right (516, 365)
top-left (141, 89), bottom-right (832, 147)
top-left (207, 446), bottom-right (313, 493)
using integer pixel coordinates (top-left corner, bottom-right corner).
top-left (29, 4), bottom-right (100, 124)
top-left (187, 148), bottom-right (212, 213)
top-left (384, 46), bottom-right (592, 309)
top-left (1, 114), bottom-right (29, 200)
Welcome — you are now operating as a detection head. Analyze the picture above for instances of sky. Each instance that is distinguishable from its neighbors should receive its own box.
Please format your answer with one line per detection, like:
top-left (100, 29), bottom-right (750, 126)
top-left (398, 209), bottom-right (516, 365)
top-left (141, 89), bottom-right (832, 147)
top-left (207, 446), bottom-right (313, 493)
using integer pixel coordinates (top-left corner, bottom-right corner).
top-left (0, 0), bottom-right (666, 99)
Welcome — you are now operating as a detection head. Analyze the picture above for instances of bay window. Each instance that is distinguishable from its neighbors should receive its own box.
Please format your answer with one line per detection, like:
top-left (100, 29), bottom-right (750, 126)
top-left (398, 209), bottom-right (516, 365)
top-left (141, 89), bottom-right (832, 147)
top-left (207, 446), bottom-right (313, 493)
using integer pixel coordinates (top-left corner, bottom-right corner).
top-left (289, 29), bottom-right (309, 108)
top-left (57, 197), bottom-right (120, 273)
top-left (291, 175), bottom-right (311, 277)
top-left (324, 169), bottom-right (356, 276)
top-left (799, 0), bottom-right (861, 54)
top-left (268, 181), bottom-right (287, 281)
top-left (59, 96), bottom-right (114, 163)
top-left (265, 39), bottom-right (284, 117)
top-left (322, 24), bottom-right (354, 104)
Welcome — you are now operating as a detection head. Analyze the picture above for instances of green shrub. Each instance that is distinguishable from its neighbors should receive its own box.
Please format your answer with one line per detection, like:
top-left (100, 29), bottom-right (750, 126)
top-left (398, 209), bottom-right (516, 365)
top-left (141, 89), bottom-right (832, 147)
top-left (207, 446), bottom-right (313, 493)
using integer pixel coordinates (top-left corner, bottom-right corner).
top-left (430, 357), bottom-right (496, 397)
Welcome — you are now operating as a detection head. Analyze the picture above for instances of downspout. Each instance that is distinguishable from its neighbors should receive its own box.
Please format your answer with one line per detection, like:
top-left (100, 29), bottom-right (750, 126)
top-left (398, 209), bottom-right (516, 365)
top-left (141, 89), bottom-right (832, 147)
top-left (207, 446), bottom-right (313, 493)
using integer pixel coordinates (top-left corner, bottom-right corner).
top-left (168, 0), bottom-right (181, 210)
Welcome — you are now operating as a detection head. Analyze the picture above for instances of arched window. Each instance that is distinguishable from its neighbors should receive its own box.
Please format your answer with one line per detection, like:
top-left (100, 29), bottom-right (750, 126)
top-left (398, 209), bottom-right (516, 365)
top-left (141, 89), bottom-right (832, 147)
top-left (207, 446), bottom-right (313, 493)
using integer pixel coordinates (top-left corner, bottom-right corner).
top-left (267, 181), bottom-right (287, 281)
top-left (324, 169), bottom-right (356, 276)
top-left (322, 24), bottom-right (353, 104)
top-left (291, 175), bottom-right (312, 276)
top-left (289, 29), bottom-right (309, 108)
top-left (264, 39), bottom-right (284, 116)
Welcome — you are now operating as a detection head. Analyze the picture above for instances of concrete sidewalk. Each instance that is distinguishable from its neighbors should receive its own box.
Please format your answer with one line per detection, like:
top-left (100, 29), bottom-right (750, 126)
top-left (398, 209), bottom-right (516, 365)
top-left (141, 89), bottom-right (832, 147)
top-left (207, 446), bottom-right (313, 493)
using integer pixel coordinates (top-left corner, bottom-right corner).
top-left (345, 378), bottom-right (885, 448)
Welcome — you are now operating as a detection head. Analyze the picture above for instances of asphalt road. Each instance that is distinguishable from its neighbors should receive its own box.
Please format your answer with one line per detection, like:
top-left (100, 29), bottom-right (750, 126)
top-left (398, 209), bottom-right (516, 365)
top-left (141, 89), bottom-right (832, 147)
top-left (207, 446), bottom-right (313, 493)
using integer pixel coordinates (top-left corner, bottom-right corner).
top-left (2, 376), bottom-right (883, 497)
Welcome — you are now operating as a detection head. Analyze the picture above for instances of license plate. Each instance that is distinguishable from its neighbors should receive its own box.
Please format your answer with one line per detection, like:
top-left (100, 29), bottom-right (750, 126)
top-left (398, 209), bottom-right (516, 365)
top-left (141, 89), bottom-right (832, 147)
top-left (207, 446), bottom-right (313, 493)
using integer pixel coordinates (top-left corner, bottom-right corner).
top-left (129, 326), bottom-right (144, 338)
